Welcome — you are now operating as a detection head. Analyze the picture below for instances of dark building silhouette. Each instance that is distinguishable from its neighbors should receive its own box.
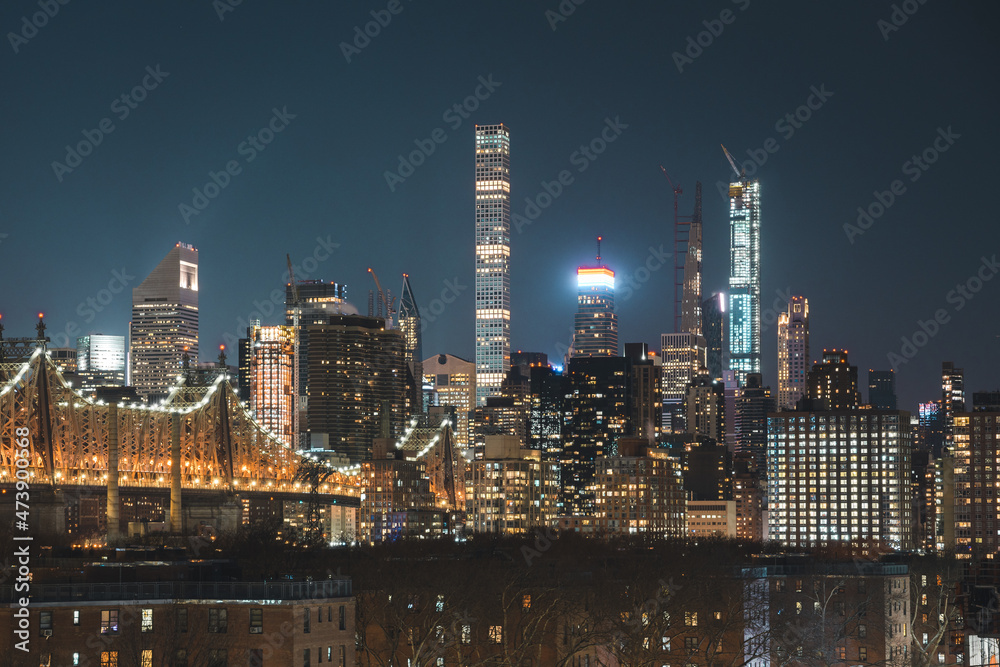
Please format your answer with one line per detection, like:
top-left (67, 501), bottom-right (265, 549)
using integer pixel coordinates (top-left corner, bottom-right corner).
top-left (867, 369), bottom-right (897, 409)
top-left (305, 314), bottom-right (405, 461)
top-left (562, 355), bottom-right (631, 515)
top-left (806, 349), bottom-right (860, 410)
top-left (702, 292), bottom-right (726, 382)
top-left (735, 373), bottom-right (775, 470)
top-left (973, 390), bottom-right (1000, 412)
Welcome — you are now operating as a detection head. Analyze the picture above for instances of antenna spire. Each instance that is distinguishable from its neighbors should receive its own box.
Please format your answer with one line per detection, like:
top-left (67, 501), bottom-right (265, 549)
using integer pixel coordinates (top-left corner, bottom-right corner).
top-left (596, 236), bottom-right (602, 264)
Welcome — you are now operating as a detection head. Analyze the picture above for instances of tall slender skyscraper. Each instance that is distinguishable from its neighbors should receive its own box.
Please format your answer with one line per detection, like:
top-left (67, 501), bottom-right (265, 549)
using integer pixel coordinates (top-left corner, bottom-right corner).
top-left (130, 243), bottom-right (199, 401)
top-left (777, 295), bottom-right (809, 410)
top-left (572, 239), bottom-right (618, 358)
top-left (398, 274), bottom-right (423, 410)
top-left (726, 174), bottom-right (761, 385)
top-left (681, 182), bottom-right (703, 337)
top-left (475, 123), bottom-right (511, 406)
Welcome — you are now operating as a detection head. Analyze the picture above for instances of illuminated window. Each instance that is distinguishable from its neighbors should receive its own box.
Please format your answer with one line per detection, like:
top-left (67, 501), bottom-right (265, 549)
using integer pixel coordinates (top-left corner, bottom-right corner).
top-left (141, 609), bottom-right (153, 632)
top-left (141, 650), bottom-right (152, 667)
top-left (489, 625), bottom-right (503, 643)
top-left (100, 653), bottom-right (118, 667)
top-left (100, 610), bottom-right (118, 634)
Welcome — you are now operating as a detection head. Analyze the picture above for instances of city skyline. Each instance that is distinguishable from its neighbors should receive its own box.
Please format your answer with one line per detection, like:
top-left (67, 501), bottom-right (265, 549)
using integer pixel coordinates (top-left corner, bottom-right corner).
top-left (2, 2), bottom-right (997, 413)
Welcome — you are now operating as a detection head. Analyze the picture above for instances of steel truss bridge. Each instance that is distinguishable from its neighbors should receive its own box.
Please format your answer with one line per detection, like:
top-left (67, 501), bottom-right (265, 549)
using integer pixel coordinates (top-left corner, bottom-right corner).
top-left (0, 348), bottom-right (360, 534)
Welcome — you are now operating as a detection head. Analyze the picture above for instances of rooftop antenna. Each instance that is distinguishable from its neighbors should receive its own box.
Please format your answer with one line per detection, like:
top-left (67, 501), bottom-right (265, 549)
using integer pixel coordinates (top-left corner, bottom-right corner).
top-left (596, 236), bottom-right (602, 264)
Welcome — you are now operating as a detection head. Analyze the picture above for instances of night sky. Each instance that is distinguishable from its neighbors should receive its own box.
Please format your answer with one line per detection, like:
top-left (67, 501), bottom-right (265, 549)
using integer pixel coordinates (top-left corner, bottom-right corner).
top-left (2, 1), bottom-right (998, 412)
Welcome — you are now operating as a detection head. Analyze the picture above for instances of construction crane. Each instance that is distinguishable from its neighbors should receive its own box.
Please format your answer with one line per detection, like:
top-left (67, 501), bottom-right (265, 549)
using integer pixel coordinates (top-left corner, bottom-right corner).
top-left (721, 144), bottom-right (744, 180)
top-left (286, 254), bottom-right (301, 448)
top-left (367, 267), bottom-right (395, 328)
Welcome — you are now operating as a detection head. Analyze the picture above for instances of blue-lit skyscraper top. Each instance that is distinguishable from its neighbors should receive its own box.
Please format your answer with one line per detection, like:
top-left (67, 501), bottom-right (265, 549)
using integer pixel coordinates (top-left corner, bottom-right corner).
top-left (727, 178), bottom-right (761, 385)
top-left (475, 124), bottom-right (511, 406)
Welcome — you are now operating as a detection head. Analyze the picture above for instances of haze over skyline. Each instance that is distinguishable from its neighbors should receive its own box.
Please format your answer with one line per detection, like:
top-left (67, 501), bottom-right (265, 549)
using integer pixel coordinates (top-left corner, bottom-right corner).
top-left (2, 1), bottom-right (998, 411)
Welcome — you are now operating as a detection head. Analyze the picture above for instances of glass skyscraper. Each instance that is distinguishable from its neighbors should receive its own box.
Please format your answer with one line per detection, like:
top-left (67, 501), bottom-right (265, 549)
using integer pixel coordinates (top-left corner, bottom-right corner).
top-left (727, 179), bottom-right (761, 385)
top-left (76, 334), bottom-right (126, 391)
top-left (129, 243), bottom-right (198, 401)
top-left (474, 124), bottom-right (511, 406)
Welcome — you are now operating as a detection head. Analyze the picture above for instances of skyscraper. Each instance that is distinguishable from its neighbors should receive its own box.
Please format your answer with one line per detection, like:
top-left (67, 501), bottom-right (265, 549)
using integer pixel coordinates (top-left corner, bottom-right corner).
top-left (129, 243), bottom-right (199, 401)
top-left (660, 332), bottom-right (705, 433)
top-left (474, 123), bottom-right (511, 406)
top-left (701, 292), bottom-right (726, 382)
top-left (305, 314), bottom-right (405, 461)
top-left (681, 183), bottom-right (703, 338)
top-left (942, 361), bottom-right (965, 448)
top-left (776, 296), bottom-right (809, 410)
top-left (867, 369), bottom-right (897, 410)
top-left (727, 178), bottom-right (761, 385)
top-left (76, 334), bottom-right (126, 391)
top-left (423, 353), bottom-right (476, 447)
top-left (398, 274), bottom-right (423, 411)
top-left (248, 324), bottom-right (296, 447)
top-left (563, 355), bottom-right (631, 515)
top-left (572, 240), bottom-right (618, 358)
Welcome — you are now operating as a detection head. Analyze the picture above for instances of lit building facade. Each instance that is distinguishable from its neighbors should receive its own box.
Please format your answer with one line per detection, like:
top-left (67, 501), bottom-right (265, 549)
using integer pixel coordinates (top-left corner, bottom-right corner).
top-left (593, 441), bottom-right (685, 537)
top-left (423, 353), bottom-right (476, 447)
top-left (680, 183), bottom-right (703, 338)
top-left (562, 356), bottom-right (631, 515)
top-left (248, 324), bottom-right (296, 447)
top-left (806, 349), bottom-right (860, 410)
top-left (464, 436), bottom-right (559, 534)
top-left (474, 123), bottom-right (511, 406)
top-left (953, 412), bottom-right (1000, 559)
top-left (661, 332), bottom-right (705, 433)
top-left (305, 314), bottom-right (405, 461)
top-left (767, 409), bottom-right (913, 551)
top-left (686, 500), bottom-right (736, 538)
top-left (130, 243), bottom-right (199, 401)
top-left (942, 361), bottom-right (965, 449)
top-left (572, 259), bottom-right (618, 358)
top-left (398, 274), bottom-right (422, 412)
top-left (360, 454), bottom-right (444, 543)
top-left (77, 334), bottom-right (127, 391)
top-left (727, 179), bottom-right (761, 385)
top-left (776, 295), bottom-right (809, 410)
